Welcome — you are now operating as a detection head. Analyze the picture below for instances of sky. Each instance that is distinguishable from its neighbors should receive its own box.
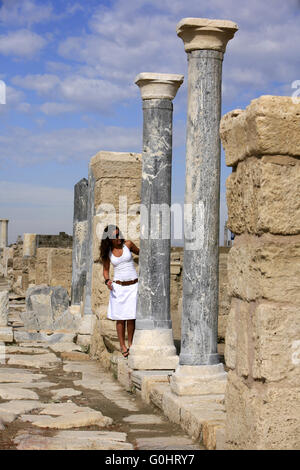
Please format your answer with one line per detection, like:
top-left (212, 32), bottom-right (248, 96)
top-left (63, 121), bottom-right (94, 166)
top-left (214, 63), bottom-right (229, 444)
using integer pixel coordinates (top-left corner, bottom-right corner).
top-left (0, 0), bottom-right (299, 245)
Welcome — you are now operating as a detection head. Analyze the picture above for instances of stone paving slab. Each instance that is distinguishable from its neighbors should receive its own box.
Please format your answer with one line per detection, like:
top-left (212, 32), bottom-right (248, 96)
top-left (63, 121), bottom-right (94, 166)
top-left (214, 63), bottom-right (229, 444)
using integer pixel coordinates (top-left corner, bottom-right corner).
top-left (7, 353), bottom-right (61, 369)
top-left (48, 342), bottom-right (82, 353)
top-left (123, 414), bottom-right (164, 425)
top-left (135, 436), bottom-right (202, 450)
top-left (5, 346), bottom-right (49, 354)
top-left (0, 368), bottom-right (47, 383)
top-left (21, 411), bottom-right (113, 429)
top-left (50, 388), bottom-right (82, 400)
top-left (0, 400), bottom-right (43, 415)
top-left (0, 384), bottom-right (39, 400)
top-left (14, 431), bottom-right (133, 450)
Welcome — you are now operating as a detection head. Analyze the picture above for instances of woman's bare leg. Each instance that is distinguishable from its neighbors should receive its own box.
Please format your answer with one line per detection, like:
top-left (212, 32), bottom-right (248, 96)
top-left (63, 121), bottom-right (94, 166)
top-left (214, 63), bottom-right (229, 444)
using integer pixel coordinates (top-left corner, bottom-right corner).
top-left (116, 321), bottom-right (127, 353)
top-left (127, 320), bottom-right (135, 348)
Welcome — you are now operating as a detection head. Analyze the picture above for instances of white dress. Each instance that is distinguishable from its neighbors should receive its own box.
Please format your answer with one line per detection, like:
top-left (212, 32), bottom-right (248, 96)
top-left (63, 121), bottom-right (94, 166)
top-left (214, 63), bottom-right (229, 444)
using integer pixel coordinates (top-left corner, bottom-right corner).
top-left (107, 243), bottom-right (138, 321)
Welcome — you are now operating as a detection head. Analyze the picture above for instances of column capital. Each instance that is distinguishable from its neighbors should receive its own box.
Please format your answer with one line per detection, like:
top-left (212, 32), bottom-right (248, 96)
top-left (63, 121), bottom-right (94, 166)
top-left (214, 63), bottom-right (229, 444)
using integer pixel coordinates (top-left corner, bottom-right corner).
top-left (176, 17), bottom-right (238, 53)
top-left (135, 73), bottom-right (184, 101)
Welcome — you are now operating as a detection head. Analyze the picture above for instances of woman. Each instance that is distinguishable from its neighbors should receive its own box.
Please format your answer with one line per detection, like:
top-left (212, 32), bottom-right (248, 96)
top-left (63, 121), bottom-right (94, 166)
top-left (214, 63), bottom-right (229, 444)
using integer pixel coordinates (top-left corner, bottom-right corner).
top-left (100, 224), bottom-right (139, 358)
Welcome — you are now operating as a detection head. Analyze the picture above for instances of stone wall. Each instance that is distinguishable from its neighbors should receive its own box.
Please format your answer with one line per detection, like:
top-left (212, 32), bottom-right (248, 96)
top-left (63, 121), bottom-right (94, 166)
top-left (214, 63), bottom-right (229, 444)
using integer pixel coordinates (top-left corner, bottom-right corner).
top-left (220, 96), bottom-right (300, 450)
top-left (1, 233), bottom-right (73, 297)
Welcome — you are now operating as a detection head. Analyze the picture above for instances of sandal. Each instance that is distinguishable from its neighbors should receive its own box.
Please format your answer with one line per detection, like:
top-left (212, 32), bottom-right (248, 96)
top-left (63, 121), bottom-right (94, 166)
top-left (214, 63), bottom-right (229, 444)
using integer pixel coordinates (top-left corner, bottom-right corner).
top-left (121, 348), bottom-right (129, 358)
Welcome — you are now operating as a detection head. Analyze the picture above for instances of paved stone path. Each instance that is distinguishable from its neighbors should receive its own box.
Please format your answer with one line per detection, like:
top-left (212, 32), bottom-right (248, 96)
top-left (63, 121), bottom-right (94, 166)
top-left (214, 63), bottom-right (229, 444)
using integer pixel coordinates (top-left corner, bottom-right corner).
top-left (0, 343), bottom-right (203, 450)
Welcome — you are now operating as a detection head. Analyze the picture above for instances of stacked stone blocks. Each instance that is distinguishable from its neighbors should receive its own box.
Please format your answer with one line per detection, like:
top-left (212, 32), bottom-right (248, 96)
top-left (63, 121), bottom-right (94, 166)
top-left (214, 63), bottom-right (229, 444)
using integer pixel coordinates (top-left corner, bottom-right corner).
top-left (220, 95), bottom-right (300, 450)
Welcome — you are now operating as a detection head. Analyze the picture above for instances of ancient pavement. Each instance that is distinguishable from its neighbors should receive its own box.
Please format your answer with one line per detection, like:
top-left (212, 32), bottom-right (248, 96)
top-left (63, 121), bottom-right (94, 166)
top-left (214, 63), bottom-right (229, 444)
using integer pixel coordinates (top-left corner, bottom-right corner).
top-left (0, 279), bottom-right (202, 451)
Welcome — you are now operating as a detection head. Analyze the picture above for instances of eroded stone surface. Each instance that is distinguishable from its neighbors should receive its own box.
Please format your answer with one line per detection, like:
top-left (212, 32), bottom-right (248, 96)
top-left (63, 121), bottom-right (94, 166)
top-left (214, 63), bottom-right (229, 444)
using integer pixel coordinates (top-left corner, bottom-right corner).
top-left (7, 353), bottom-right (61, 369)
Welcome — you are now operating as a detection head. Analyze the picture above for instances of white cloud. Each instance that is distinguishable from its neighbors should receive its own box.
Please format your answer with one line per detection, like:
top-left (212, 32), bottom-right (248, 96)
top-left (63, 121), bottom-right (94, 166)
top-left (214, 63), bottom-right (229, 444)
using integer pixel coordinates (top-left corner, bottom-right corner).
top-left (12, 74), bottom-right (60, 94)
top-left (0, 125), bottom-right (141, 165)
top-left (0, 0), bottom-right (53, 27)
top-left (0, 29), bottom-right (47, 58)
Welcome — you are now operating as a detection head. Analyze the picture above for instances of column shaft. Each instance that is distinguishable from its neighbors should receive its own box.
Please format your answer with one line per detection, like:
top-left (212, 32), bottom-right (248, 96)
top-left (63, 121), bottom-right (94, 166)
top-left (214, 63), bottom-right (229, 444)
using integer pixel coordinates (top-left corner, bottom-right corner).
top-left (71, 178), bottom-right (89, 306)
top-left (180, 50), bottom-right (223, 366)
top-left (84, 167), bottom-right (95, 315)
top-left (136, 99), bottom-right (172, 330)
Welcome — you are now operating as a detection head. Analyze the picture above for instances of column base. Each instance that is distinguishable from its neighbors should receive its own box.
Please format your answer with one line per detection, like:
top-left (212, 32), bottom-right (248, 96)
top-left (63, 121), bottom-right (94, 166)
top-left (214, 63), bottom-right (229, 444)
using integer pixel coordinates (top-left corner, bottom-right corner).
top-left (128, 329), bottom-right (179, 370)
top-left (170, 363), bottom-right (227, 396)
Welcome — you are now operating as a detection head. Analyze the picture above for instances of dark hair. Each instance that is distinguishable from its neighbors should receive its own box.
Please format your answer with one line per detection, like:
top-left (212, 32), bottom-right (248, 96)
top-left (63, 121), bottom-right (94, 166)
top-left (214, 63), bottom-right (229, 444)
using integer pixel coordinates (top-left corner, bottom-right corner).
top-left (100, 225), bottom-right (125, 262)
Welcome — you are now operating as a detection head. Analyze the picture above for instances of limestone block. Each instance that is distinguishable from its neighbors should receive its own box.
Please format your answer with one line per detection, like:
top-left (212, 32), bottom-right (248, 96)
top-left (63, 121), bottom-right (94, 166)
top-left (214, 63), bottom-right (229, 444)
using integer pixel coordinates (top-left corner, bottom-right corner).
top-left (0, 327), bottom-right (13, 342)
top-left (220, 96), bottom-right (300, 167)
top-left (128, 329), bottom-right (179, 370)
top-left (48, 248), bottom-right (72, 295)
top-left (117, 358), bottom-right (133, 392)
top-left (35, 248), bottom-right (49, 285)
top-left (227, 235), bottom-right (300, 303)
top-left (77, 335), bottom-right (91, 347)
top-left (225, 371), bottom-right (300, 450)
top-left (78, 315), bottom-right (96, 335)
top-left (252, 303), bottom-right (300, 384)
top-left (94, 178), bottom-right (141, 214)
top-left (0, 290), bottom-right (9, 327)
top-left (140, 374), bottom-right (169, 404)
top-left (226, 156), bottom-right (300, 235)
top-left (90, 151), bottom-right (141, 181)
top-left (224, 299), bottom-right (251, 377)
top-left (23, 285), bottom-right (69, 331)
top-left (149, 383), bottom-right (170, 410)
top-left (170, 364), bottom-right (227, 396)
top-left (91, 262), bottom-right (110, 315)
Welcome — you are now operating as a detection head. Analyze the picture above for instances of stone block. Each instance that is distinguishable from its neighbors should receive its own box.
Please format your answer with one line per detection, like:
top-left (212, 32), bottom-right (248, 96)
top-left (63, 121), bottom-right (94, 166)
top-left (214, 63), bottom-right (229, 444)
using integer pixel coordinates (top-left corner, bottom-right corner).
top-left (48, 248), bottom-right (72, 295)
top-left (35, 248), bottom-right (49, 285)
top-left (0, 327), bottom-right (13, 342)
top-left (0, 290), bottom-right (9, 327)
top-left (226, 156), bottom-right (300, 235)
top-left (225, 371), bottom-right (300, 450)
top-left (22, 286), bottom-right (70, 331)
top-left (227, 235), bottom-right (300, 304)
top-left (252, 303), bottom-right (300, 384)
top-left (140, 373), bottom-right (169, 404)
top-left (77, 335), bottom-right (91, 347)
top-left (149, 383), bottom-right (170, 410)
top-left (170, 364), bottom-right (227, 396)
top-left (220, 96), bottom-right (300, 167)
top-left (78, 315), bottom-right (96, 335)
top-left (90, 151), bottom-right (141, 181)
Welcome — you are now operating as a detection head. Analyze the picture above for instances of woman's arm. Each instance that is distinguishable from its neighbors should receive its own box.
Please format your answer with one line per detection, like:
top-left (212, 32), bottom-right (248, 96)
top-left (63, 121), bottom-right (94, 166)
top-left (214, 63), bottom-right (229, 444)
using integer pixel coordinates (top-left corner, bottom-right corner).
top-left (125, 240), bottom-right (139, 255)
top-left (103, 258), bottom-right (113, 290)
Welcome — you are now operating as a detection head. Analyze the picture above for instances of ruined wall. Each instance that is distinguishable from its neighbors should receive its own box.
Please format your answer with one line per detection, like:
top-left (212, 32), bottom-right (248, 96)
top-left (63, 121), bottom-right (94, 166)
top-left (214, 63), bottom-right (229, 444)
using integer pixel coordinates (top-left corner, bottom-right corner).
top-left (89, 151), bottom-right (142, 359)
top-left (220, 96), bottom-right (300, 450)
top-left (2, 233), bottom-right (73, 297)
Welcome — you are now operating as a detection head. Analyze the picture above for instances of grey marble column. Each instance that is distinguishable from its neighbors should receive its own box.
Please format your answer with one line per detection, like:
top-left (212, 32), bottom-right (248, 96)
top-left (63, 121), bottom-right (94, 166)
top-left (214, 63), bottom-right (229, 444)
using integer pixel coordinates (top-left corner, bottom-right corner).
top-left (0, 220), bottom-right (8, 249)
top-left (171, 18), bottom-right (238, 395)
top-left (84, 166), bottom-right (95, 316)
top-left (71, 178), bottom-right (89, 309)
top-left (128, 73), bottom-right (183, 370)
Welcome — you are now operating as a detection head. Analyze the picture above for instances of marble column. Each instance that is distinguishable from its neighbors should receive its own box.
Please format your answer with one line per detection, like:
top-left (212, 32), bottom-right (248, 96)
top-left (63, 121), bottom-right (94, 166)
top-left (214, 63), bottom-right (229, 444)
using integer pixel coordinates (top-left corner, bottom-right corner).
top-left (23, 234), bottom-right (37, 257)
top-left (84, 165), bottom-right (95, 316)
top-left (71, 178), bottom-right (89, 313)
top-left (0, 220), bottom-right (8, 249)
top-left (128, 73), bottom-right (184, 370)
top-left (170, 18), bottom-right (238, 395)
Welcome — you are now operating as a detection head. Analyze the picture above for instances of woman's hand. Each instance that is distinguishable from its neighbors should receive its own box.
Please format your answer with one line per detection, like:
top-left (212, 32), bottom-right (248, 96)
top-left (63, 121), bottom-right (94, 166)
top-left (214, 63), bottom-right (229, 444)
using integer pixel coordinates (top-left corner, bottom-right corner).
top-left (106, 280), bottom-right (113, 291)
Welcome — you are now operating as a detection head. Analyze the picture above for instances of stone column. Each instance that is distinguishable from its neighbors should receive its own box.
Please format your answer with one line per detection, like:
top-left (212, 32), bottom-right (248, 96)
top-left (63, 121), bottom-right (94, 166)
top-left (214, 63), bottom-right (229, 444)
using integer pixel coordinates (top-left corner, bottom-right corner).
top-left (128, 73), bottom-right (183, 370)
top-left (23, 234), bottom-right (37, 257)
top-left (171, 18), bottom-right (238, 395)
top-left (84, 166), bottom-right (95, 316)
top-left (0, 220), bottom-right (8, 249)
top-left (71, 178), bottom-right (89, 313)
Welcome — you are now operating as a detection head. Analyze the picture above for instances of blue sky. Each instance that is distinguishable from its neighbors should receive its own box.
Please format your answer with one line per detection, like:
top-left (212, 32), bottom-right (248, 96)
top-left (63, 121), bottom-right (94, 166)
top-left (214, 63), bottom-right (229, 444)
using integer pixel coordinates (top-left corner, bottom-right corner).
top-left (0, 0), bottom-right (299, 244)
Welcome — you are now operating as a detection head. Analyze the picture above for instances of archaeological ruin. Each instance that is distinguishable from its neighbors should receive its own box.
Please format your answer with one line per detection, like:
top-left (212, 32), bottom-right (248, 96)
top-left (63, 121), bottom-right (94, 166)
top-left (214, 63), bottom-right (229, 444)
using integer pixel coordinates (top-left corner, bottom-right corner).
top-left (0, 17), bottom-right (299, 451)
